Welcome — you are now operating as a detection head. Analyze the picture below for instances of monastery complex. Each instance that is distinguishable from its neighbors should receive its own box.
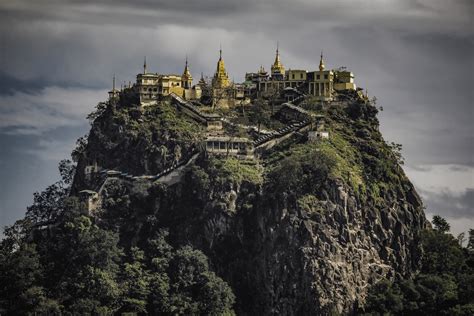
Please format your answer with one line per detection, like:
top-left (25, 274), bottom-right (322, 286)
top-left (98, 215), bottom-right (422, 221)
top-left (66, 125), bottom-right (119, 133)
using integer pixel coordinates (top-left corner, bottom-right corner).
top-left (108, 46), bottom-right (359, 107)
top-left (81, 46), bottom-right (369, 213)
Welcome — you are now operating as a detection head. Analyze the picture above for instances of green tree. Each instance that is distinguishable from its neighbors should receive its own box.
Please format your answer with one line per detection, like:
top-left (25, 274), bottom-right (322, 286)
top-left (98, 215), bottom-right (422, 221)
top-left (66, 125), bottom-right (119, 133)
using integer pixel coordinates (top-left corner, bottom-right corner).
top-left (118, 247), bottom-right (151, 314)
top-left (43, 216), bottom-right (123, 313)
top-left (467, 229), bottom-right (474, 251)
top-left (362, 219), bottom-right (474, 315)
top-left (0, 243), bottom-right (60, 314)
top-left (165, 246), bottom-right (235, 315)
top-left (432, 215), bottom-right (450, 233)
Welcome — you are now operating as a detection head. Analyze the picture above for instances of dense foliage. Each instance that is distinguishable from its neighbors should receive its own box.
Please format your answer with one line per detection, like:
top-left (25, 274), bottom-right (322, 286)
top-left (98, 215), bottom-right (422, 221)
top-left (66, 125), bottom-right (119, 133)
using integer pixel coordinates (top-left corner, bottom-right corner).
top-left (0, 162), bottom-right (235, 315)
top-left (78, 101), bottom-right (204, 176)
top-left (360, 219), bottom-right (474, 316)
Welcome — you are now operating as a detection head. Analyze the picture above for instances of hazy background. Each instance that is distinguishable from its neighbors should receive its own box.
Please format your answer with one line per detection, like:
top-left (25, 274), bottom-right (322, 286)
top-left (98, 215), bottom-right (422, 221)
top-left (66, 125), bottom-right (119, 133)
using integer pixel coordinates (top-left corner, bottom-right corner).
top-left (0, 0), bottom-right (473, 235)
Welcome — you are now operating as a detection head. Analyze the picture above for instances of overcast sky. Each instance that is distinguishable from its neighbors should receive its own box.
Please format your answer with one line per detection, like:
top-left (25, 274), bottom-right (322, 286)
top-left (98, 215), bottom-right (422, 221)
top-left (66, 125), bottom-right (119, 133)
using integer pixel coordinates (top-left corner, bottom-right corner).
top-left (0, 0), bottom-right (473, 236)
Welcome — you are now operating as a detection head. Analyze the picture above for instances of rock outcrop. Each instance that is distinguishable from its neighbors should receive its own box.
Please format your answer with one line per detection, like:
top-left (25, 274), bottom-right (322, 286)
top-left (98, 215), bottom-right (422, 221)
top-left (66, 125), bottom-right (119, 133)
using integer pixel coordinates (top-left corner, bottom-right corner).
top-left (73, 95), bottom-right (427, 315)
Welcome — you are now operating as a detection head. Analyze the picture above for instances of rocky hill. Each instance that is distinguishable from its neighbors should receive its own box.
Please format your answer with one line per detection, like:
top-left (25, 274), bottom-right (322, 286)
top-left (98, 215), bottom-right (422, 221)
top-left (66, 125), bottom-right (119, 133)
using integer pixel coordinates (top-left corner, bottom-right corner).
top-left (66, 91), bottom-right (427, 314)
top-left (0, 87), bottom-right (434, 315)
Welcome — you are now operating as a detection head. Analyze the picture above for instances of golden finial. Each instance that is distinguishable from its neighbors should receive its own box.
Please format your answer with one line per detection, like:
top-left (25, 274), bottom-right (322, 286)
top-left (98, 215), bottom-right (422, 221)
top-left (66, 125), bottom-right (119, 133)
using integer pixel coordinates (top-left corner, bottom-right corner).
top-left (271, 41), bottom-right (285, 76)
top-left (275, 41), bottom-right (281, 62)
top-left (319, 51), bottom-right (325, 71)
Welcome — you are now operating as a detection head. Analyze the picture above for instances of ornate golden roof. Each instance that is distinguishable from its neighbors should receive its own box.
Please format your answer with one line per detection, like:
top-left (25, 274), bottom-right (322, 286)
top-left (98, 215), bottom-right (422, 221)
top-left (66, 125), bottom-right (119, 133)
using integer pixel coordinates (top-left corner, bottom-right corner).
top-left (271, 44), bottom-right (285, 75)
top-left (213, 48), bottom-right (230, 88)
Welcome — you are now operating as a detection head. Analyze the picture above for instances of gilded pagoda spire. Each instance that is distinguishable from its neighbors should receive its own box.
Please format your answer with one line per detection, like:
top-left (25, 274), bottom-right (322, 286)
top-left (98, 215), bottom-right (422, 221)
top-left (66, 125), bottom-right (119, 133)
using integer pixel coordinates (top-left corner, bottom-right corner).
top-left (182, 55), bottom-right (193, 89)
top-left (319, 51), bottom-right (325, 71)
top-left (213, 46), bottom-right (230, 88)
top-left (271, 41), bottom-right (285, 76)
top-left (143, 56), bottom-right (147, 74)
top-left (182, 55), bottom-right (192, 79)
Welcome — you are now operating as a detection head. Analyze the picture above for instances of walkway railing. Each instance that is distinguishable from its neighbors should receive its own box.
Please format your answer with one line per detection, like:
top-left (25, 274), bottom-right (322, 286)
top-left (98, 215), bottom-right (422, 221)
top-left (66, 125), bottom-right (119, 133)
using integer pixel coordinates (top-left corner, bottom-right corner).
top-left (95, 149), bottom-right (200, 194)
top-left (254, 119), bottom-right (311, 147)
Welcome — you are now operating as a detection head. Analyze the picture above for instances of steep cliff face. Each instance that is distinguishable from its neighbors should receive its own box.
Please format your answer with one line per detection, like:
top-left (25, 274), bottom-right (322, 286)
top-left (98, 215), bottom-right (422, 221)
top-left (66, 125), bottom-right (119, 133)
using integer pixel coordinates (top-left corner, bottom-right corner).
top-left (146, 162), bottom-right (425, 314)
top-left (74, 96), bottom-right (427, 315)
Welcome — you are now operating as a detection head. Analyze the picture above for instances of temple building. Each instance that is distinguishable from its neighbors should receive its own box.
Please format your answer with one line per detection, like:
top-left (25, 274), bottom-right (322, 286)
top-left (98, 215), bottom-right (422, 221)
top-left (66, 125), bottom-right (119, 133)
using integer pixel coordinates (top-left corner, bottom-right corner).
top-left (135, 57), bottom-right (162, 105)
top-left (182, 59), bottom-right (202, 100)
top-left (253, 49), bottom-right (357, 101)
top-left (134, 57), bottom-right (201, 106)
top-left (212, 48), bottom-right (230, 88)
top-left (209, 48), bottom-right (247, 108)
top-left (108, 74), bottom-right (120, 99)
top-left (111, 45), bottom-right (358, 107)
top-left (270, 44), bottom-right (285, 80)
top-left (307, 52), bottom-right (334, 101)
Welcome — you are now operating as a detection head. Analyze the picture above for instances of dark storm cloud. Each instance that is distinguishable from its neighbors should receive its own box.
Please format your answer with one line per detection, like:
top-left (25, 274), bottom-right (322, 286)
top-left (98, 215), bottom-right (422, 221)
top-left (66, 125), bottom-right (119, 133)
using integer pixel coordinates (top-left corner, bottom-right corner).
top-left (421, 188), bottom-right (474, 219)
top-left (0, 71), bottom-right (47, 95)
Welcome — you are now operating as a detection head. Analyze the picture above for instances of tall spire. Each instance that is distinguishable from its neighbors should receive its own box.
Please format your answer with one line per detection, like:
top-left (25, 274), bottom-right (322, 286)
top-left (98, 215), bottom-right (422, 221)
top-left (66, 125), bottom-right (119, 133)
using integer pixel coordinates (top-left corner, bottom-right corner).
top-left (275, 41), bottom-right (281, 63)
top-left (213, 46), bottom-right (230, 88)
top-left (108, 74), bottom-right (118, 99)
top-left (182, 55), bottom-right (192, 88)
top-left (143, 56), bottom-right (147, 74)
top-left (219, 44), bottom-right (222, 60)
top-left (319, 51), bottom-right (325, 71)
top-left (271, 41), bottom-right (285, 76)
top-left (199, 72), bottom-right (206, 86)
top-left (183, 55), bottom-right (191, 76)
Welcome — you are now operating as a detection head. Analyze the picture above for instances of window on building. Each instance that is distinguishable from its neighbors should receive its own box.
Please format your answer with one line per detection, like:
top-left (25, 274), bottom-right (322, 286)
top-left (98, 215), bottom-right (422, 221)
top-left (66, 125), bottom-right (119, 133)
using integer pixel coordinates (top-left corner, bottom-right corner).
top-left (292, 74), bottom-right (295, 79)
top-left (300, 73), bottom-right (303, 79)
top-left (324, 75), bottom-right (328, 79)
top-left (316, 75), bottom-right (320, 79)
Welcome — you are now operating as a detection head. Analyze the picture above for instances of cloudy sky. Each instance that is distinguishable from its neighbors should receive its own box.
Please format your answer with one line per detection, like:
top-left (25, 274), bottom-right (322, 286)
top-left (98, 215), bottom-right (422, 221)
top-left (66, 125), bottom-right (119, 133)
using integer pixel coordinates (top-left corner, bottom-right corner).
top-left (0, 0), bottom-right (472, 236)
